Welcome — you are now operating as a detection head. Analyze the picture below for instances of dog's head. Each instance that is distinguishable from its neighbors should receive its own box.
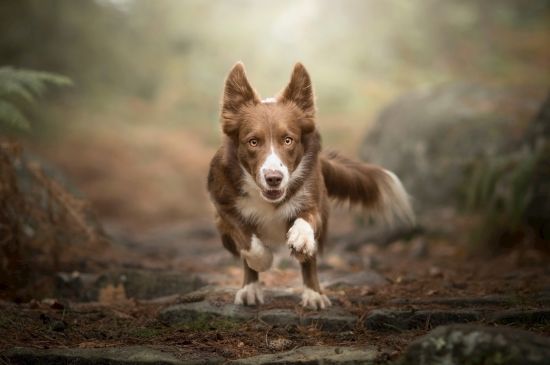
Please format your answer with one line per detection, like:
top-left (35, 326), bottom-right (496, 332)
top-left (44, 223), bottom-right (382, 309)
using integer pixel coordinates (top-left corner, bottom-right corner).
top-left (220, 62), bottom-right (316, 203)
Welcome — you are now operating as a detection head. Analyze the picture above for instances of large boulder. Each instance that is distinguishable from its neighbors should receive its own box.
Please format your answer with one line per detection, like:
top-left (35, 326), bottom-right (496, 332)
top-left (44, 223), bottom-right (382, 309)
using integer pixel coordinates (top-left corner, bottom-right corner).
top-left (397, 324), bottom-right (550, 365)
top-left (360, 83), bottom-right (545, 220)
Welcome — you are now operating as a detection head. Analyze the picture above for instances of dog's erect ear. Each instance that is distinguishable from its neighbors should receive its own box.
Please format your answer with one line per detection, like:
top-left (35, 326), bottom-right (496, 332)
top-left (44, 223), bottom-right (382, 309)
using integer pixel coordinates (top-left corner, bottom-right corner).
top-left (280, 63), bottom-right (315, 114)
top-left (221, 62), bottom-right (259, 136)
top-left (279, 63), bottom-right (315, 133)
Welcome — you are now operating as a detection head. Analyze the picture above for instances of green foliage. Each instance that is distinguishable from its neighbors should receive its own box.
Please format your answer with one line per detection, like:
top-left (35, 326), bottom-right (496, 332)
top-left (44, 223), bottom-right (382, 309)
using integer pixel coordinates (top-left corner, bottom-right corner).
top-left (0, 66), bottom-right (72, 130)
top-left (465, 147), bottom-right (540, 249)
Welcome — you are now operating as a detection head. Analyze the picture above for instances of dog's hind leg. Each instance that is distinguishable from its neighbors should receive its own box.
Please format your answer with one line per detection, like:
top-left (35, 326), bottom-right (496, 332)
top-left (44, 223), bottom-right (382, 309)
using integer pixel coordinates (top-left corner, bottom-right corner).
top-left (234, 259), bottom-right (264, 305)
top-left (300, 257), bottom-right (331, 310)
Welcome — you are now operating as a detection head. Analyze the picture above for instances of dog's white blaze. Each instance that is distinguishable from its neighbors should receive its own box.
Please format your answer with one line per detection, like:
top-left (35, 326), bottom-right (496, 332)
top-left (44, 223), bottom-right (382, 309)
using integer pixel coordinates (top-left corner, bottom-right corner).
top-left (287, 218), bottom-right (316, 257)
top-left (260, 145), bottom-right (289, 190)
top-left (240, 235), bottom-right (273, 272)
top-left (234, 282), bottom-right (264, 305)
top-left (301, 288), bottom-right (331, 309)
top-left (261, 97), bottom-right (277, 104)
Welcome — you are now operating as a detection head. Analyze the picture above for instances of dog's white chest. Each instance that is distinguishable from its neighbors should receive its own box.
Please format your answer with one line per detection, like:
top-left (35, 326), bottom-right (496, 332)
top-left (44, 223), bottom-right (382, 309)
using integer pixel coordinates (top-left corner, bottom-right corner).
top-left (236, 194), bottom-right (289, 246)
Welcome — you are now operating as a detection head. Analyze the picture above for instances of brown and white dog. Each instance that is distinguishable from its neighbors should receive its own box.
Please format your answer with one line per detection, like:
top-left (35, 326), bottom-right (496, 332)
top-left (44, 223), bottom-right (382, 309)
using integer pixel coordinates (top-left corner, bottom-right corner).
top-left (207, 62), bottom-right (414, 309)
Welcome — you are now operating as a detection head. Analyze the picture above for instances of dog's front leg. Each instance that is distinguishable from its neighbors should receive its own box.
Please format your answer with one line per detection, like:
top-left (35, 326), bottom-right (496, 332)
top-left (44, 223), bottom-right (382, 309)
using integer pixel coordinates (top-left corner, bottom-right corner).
top-left (234, 258), bottom-right (265, 306)
top-left (287, 213), bottom-right (331, 310)
top-left (235, 235), bottom-right (272, 305)
top-left (300, 257), bottom-right (331, 310)
top-left (216, 214), bottom-right (270, 305)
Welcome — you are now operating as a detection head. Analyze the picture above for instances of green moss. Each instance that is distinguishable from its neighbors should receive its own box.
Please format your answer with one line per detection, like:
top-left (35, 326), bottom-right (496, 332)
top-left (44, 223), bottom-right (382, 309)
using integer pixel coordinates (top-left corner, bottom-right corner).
top-left (128, 326), bottom-right (164, 339)
top-left (177, 314), bottom-right (239, 332)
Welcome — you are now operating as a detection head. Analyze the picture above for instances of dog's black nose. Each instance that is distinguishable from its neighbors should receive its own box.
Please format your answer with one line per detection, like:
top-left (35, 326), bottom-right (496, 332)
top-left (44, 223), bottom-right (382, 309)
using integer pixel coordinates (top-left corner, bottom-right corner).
top-left (265, 170), bottom-right (283, 187)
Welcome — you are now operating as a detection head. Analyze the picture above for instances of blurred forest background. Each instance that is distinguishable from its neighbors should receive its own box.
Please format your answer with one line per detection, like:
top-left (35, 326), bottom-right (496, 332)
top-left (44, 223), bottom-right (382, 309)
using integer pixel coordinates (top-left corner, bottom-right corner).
top-left (1, 0), bottom-right (549, 298)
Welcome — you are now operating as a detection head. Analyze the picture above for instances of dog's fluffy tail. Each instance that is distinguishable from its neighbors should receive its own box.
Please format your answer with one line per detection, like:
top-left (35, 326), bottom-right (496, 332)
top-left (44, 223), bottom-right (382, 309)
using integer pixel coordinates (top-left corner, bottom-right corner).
top-left (320, 151), bottom-right (415, 227)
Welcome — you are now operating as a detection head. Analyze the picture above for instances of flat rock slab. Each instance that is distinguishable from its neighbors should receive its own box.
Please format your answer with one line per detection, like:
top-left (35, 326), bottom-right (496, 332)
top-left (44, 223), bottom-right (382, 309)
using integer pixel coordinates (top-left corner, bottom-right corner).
top-left (365, 309), bottom-right (481, 331)
top-left (1, 346), bottom-right (224, 365)
top-left (259, 308), bottom-right (357, 331)
top-left (488, 309), bottom-right (550, 325)
top-left (322, 270), bottom-right (389, 289)
top-left (161, 301), bottom-right (357, 331)
top-left (388, 295), bottom-right (513, 307)
top-left (56, 269), bottom-right (207, 301)
top-left (232, 346), bottom-right (380, 365)
top-left (159, 301), bottom-right (257, 323)
top-left (398, 324), bottom-right (550, 365)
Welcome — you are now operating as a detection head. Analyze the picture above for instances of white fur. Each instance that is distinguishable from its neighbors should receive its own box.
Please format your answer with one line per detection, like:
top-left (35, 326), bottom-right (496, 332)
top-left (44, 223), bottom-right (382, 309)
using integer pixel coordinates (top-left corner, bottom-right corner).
top-left (260, 146), bottom-right (290, 193)
top-left (240, 235), bottom-right (273, 272)
top-left (301, 288), bottom-right (331, 309)
top-left (287, 218), bottom-right (316, 257)
top-left (377, 170), bottom-right (415, 227)
top-left (234, 282), bottom-right (264, 305)
top-left (261, 97), bottom-right (277, 104)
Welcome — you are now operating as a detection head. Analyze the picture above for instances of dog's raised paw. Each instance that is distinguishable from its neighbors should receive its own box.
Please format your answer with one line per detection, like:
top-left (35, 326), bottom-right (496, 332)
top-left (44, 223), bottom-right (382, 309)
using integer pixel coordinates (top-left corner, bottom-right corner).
top-left (301, 288), bottom-right (331, 310)
top-left (234, 282), bottom-right (264, 306)
top-left (287, 218), bottom-right (316, 260)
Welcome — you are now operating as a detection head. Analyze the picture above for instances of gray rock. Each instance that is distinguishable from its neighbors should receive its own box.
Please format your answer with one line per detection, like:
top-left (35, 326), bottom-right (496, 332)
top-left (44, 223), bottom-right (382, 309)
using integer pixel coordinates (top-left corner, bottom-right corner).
top-left (56, 269), bottom-right (207, 301)
top-left (388, 295), bottom-right (512, 307)
top-left (302, 308), bottom-right (358, 331)
top-left (159, 301), bottom-right (257, 324)
top-left (231, 346), bottom-right (380, 365)
top-left (322, 270), bottom-right (388, 289)
top-left (365, 309), bottom-right (480, 331)
top-left (360, 83), bottom-right (544, 219)
top-left (0, 346), bottom-right (224, 365)
top-left (163, 301), bottom-right (358, 332)
top-left (259, 308), bottom-right (300, 327)
top-left (259, 308), bottom-right (357, 331)
top-left (488, 309), bottom-right (550, 325)
top-left (397, 324), bottom-right (550, 365)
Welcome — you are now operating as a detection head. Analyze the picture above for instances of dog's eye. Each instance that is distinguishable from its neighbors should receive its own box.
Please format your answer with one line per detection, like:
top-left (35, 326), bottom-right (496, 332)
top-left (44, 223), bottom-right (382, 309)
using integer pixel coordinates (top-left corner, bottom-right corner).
top-left (284, 137), bottom-right (293, 145)
top-left (248, 138), bottom-right (258, 147)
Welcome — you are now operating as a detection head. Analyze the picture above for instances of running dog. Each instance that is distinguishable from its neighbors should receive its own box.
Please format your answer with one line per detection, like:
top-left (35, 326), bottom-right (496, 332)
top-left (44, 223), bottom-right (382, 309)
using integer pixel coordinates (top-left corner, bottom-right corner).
top-left (207, 62), bottom-right (414, 309)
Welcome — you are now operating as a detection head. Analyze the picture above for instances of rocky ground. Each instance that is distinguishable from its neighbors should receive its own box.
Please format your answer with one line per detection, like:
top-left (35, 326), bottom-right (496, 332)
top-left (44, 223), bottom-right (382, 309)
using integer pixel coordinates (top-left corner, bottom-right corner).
top-left (0, 219), bottom-right (549, 364)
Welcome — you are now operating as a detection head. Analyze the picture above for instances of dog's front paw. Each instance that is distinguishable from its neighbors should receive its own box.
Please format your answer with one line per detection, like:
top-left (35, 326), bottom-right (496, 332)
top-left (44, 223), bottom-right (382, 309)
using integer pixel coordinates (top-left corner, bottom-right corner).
top-left (301, 288), bottom-right (331, 310)
top-left (234, 282), bottom-right (264, 306)
top-left (287, 218), bottom-right (316, 261)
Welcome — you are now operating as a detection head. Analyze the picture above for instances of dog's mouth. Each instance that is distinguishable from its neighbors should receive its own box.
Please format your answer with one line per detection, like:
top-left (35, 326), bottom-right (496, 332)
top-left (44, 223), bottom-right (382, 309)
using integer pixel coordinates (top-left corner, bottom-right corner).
top-left (261, 188), bottom-right (285, 202)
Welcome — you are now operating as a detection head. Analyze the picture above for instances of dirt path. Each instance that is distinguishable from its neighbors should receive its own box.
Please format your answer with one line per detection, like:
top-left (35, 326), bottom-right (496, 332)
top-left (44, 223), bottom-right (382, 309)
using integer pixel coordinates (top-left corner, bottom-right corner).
top-left (1, 222), bottom-right (549, 364)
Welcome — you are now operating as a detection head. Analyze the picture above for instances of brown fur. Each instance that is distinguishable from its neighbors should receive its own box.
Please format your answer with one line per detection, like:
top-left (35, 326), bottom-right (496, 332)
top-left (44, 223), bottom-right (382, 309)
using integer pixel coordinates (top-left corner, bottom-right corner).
top-left (207, 62), bottom-right (413, 309)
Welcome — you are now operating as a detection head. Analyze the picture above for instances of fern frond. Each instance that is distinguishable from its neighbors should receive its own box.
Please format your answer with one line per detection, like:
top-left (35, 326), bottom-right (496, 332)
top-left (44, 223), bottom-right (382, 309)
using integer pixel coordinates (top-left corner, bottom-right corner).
top-left (0, 100), bottom-right (30, 130)
top-left (0, 66), bottom-right (72, 130)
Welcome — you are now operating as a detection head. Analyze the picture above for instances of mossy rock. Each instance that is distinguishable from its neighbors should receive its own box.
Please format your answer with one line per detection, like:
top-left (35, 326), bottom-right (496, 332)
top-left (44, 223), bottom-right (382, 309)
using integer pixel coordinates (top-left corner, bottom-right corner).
top-left (397, 324), bottom-right (550, 365)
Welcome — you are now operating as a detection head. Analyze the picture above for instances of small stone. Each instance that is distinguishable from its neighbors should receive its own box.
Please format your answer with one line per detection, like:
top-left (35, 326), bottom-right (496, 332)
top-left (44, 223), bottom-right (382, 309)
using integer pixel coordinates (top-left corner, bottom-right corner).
top-left (28, 299), bottom-right (39, 309)
top-left (267, 338), bottom-right (292, 351)
top-left (409, 238), bottom-right (429, 259)
top-left (51, 320), bottom-right (67, 332)
top-left (426, 289), bottom-right (438, 296)
top-left (237, 341), bottom-right (244, 348)
top-left (42, 298), bottom-right (65, 310)
top-left (334, 347), bottom-right (343, 354)
top-left (428, 267), bottom-right (443, 277)
top-left (360, 287), bottom-right (375, 296)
